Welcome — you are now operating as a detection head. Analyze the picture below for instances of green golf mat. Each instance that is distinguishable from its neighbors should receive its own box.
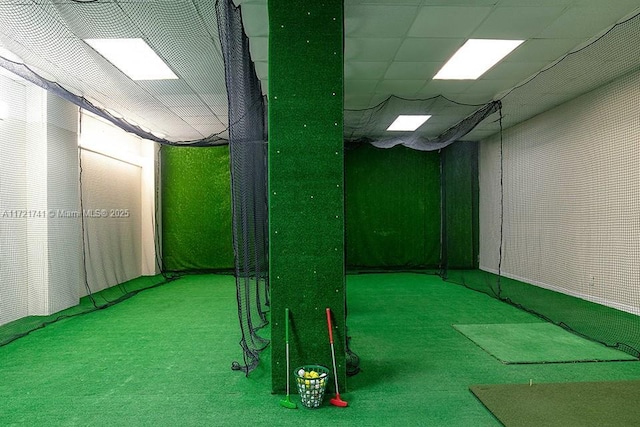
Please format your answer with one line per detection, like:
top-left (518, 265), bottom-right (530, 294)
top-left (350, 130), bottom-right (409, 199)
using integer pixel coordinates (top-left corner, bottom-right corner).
top-left (453, 323), bottom-right (637, 363)
top-left (470, 380), bottom-right (640, 426)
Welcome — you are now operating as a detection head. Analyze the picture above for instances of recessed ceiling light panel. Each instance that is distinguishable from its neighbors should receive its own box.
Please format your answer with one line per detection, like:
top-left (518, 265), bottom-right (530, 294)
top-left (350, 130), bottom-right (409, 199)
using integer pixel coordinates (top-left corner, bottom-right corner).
top-left (387, 115), bottom-right (432, 131)
top-left (85, 38), bottom-right (178, 81)
top-left (433, 39), bottom-right (524, 80)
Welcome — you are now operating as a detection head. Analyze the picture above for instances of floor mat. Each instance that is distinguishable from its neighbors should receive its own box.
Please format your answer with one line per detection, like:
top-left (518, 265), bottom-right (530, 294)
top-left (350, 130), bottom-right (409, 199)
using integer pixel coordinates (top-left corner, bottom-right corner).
top-left (453, 323), bottom-right (637, 363)
top-left (470, 380), bottom-right (640, 426)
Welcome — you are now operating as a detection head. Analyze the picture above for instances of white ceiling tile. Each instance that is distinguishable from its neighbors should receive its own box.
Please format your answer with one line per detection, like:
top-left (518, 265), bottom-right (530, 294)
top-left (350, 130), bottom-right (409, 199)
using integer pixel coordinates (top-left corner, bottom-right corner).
top-left (407, 6), bottom-right (493, 38)
top-left (216, 115), bottom-right (229, 126)
top-left (345, 61), bottom-right (389, 80)
top-left (374, 79), bottom-right (426, 97)
top-left (172, 127), bottom-right (208, 141)
top-left (482, 61), bottom-right (549, 83)
top-left (183, 116), bottom-right (225, 126)
top-left (169, 105), bottom-right (215, 117)
top-left (538, 6), bottom-right (637, 39)
top-left (136, 79), bottom-right (196, 96)
top-left (394, 38), bottom-right (464, 62)
top-left (348, 0), bottom-right (422, 4)
top-left (506, 38), bottom-right (583, 62)
top-left (45, 3), bottom-right (141, 39)
top-left (344, 93), bottom-right (374, 110)
top-left (152, 94), bottom-right (203, 107)
top-left (204, 103), bottom-right (228, 116)
top-left (443, 93), bottom-right (498, 105)
top-left (345, 79), bottom-right (379, 95)
top-left (120, 2), bottom-right (213, 39)
top-left (384, 62), bottom-right (440, 80)
top-left (159, 37), bottom-right (226, 93)
top-left (369, 92), bottom-right (394, 107)
top-left (416, 80), bottom-right (476, 98)
top-left (240, 3), bottom-right (269, 37)
top-left (422, 0), bottom-right (498, 4)
top-left (471, 6), bottom-right (567, 39)
top-left (495, 0), bottom-right (573, 6)
top-left (345, 38), bottom-right (403, 62)
top-left (464, 79), bottom-right (519, 96)
top-left (192, 124), bottom-right (228, 136)
top-left (346, 5), bottom-right (420, 38)
top-left (199, 93), bottom-right (228, 106)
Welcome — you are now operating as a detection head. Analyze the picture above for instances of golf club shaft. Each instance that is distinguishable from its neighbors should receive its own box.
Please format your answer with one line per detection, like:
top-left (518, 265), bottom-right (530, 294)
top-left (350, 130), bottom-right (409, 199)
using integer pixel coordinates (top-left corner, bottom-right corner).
top-left (285, 308), bottom-right (291, 395)
top-left (330, 341), bottom-right (340, 393)
top-left (326, 308), bottom-right (341, 394)
top-left (285, 341), bottom-right (290, 395)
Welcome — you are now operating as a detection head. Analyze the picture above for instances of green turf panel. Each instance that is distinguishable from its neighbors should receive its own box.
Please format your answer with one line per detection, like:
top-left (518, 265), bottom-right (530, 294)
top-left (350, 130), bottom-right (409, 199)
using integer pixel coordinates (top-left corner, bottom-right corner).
top-left (4, 273), bottom-right (640, 425)
top-left (442, 141), bottom-right (479, 269)
top-left (268, 1), bottom-right (346, 393)
top-left (470, 380), bottom-right (640, 426)
top-left (345, 145), bottom-right (441, 269)
top-left (161, 145), bottom-right (234, 271)
top-left (445, 269), bottom-right (640, 358)
top-left (454, 323), bottom-right (637, 363)
top-left (0, 274), bottom-right (167, 346)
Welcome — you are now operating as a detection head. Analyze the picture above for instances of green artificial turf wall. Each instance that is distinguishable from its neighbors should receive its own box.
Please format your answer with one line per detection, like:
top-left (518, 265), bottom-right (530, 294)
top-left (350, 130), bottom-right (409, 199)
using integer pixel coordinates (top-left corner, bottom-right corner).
top-left (268, 0), bottom-right (346, 393)
top-left (441, 142), bottom-right (479, 269)
top-left (345, 144), bottom-right (441, 269)
top-left (161, 145), bottom-right (234, 271)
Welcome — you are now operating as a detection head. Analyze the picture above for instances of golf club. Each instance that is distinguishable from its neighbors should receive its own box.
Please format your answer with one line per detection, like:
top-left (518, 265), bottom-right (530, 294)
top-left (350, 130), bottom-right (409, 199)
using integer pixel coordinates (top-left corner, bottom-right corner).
top-left (325, 307), bottom-right (348, 407)
top-left (279, 308), bottom-right (297, 409)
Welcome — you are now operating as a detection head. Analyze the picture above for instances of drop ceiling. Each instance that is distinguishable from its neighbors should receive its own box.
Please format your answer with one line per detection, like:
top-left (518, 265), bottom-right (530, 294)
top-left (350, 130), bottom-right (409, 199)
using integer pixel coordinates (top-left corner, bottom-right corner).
top-left (0, 0), bottom-right (638, 143)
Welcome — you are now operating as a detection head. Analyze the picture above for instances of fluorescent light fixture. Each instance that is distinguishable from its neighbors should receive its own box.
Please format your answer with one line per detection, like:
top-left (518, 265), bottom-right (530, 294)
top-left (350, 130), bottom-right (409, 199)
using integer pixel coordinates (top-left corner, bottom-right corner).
top-left (433, 39), bottom-right (524, 80)
top-left (387, 115), bottom-right (431, 131)
top-left (0, 101), bottom-right (8, 120)
top-left (84, 38), bottom-right (178, 80)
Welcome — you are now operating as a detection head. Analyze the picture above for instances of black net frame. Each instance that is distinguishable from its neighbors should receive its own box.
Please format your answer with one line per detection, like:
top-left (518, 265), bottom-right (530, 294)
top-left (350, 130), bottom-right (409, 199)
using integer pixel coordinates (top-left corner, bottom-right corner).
top-left (215, 0), bottom-right (270, 375)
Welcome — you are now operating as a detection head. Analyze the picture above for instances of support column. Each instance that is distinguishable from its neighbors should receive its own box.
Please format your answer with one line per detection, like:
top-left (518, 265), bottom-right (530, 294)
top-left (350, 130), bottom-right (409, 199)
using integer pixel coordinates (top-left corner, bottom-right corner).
top-left (268, 1), bottom-right (345, 393)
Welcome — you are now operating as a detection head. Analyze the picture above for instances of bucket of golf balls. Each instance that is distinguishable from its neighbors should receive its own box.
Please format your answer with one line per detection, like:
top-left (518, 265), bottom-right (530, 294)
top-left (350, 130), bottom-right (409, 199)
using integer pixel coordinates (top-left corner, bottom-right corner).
top-left (294, 365), bottom-right (329, 408)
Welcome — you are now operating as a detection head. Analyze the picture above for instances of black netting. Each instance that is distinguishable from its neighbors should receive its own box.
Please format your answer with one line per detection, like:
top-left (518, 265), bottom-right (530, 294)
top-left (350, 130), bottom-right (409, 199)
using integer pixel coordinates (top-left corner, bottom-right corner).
top-left (442, 11), bottom-right (640, 359)
top-left (215, 0), bottom-right (269, 375)
top-left (345, 95), bottom-right (499, 151)
top-left (0, 55), bottom-right (228, 147)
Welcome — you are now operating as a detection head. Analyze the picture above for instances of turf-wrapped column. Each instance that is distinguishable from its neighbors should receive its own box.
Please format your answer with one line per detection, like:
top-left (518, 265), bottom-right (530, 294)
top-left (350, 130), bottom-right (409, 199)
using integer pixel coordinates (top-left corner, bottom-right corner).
top-left (268, 1), bottom-right (346, 394)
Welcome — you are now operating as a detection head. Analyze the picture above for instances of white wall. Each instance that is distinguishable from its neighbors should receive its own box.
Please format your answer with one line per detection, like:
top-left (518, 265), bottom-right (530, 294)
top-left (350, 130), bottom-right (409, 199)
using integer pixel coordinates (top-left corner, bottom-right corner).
top-left (0, 73), bottom-right (81, 322)
top-left (480, 68), bottom-right (640, 315)
top-left (0, 72), bottom-right (29, 324)
top-left (79, 112), bottom-right (158, 294)
top-left (0, 72), bottom-right (158, 326)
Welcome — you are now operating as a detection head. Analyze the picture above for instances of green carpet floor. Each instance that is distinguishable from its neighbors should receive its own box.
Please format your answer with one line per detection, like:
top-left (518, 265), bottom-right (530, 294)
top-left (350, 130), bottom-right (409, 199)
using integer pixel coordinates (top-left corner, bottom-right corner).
top-left (470, 380), bottom-right (640, 426)
top-left (1, 273), bottom-right (640, 426)
top-left (453, 323), bottom-right (636, 363)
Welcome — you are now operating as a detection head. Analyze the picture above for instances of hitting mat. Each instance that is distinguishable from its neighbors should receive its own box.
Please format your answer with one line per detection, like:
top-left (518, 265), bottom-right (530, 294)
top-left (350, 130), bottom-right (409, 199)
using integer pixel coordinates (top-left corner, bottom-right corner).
top-left (453, 323), bottom-right (637, 363)
top-left (470, 380), bottom-right (640, 426)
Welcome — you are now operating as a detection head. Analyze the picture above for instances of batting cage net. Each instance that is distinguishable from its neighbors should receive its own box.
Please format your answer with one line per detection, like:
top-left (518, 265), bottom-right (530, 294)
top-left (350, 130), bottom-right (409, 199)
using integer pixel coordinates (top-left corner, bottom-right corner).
top-left (443, 11), bottom-right (640, 358)
top-left (1, 1), bottom-right (639, 376)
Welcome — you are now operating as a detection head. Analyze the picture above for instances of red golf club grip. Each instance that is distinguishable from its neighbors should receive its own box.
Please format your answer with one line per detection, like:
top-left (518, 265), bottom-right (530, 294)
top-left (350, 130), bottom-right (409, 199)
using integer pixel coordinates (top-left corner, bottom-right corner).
top-left (326, 308), bottom-right (334, 344)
